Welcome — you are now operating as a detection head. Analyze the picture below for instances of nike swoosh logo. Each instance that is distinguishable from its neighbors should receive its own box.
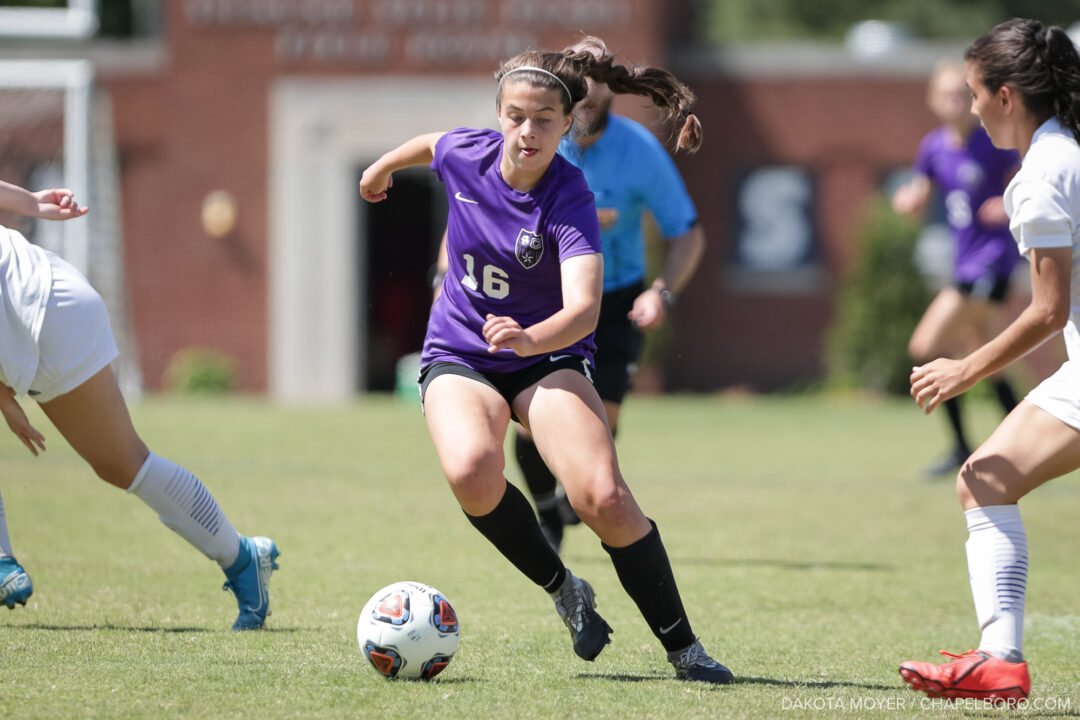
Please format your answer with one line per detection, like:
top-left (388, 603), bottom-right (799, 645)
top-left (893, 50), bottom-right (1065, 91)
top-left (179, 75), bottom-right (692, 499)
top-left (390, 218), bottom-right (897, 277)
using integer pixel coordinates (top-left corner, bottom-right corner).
top-left (659, 618), bottom-right (683, 635)
top-left (454, 191), bottom-right (478, 204)
top-left (549, 354), bottom-right (571, 362)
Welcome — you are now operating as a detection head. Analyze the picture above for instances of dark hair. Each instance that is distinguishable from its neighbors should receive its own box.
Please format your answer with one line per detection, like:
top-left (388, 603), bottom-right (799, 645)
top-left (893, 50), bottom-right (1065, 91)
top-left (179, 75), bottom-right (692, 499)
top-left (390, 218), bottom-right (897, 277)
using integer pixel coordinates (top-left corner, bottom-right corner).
top-left (494, 43), bottom-right (702, 153)
top-left (965, 17), bottom-right (1080, 143)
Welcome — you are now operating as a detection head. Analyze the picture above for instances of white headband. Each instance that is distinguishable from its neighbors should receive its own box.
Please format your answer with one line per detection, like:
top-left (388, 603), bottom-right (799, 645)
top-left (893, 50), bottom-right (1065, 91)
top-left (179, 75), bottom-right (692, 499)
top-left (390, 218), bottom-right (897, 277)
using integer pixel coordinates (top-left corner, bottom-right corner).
top-left (499, 66), bottom-right (572, 104)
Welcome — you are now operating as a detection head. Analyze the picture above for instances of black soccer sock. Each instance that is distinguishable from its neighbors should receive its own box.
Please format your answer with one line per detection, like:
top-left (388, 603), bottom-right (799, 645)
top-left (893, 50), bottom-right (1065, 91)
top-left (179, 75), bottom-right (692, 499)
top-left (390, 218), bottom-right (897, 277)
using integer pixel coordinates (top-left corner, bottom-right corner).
top-left (943, 396), bottom-right (970, 453)
top-left (515, 433), bottom-right (558, 500)
top-left (992, 378), bottom-right (1019, 415)
top-left (514, 433), bottom-right (563, 524)
top-left (603, 520), bottom-right (696, 652)
top-left (465, 481), bottom-right (566, 592)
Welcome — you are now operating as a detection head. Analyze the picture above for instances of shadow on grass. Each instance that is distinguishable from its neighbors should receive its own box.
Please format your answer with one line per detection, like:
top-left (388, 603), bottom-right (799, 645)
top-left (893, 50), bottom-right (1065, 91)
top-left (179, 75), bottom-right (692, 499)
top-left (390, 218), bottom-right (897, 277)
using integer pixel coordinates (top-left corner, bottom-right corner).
top-left (426, 677), bottom-right (481, 685)
top-left (7, 623), bottom-right (303, 633)
top-left (574, 672), bottom-right (897, 691)
top-left (574, 672), bottom-right (670, 682)
top-left (569, 555), bottom-right (893, 572)
top-left (736, 676), bottom-right (898, 691)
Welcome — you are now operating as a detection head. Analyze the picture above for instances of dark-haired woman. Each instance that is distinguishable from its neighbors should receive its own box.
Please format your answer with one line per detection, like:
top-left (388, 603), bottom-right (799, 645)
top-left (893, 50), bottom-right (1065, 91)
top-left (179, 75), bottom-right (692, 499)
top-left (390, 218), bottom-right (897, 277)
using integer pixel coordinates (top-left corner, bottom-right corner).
top-left (501, 35), bottom-right (707, 553)
top-left (359, 47), bottom-right (731, 683)
top-left (901, 18), bottom-right (1080, 701)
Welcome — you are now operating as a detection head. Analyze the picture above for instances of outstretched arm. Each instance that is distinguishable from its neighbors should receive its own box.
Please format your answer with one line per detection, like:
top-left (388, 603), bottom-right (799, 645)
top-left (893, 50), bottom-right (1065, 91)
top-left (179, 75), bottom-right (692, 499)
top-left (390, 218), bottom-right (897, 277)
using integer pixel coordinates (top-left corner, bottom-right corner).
top-left (0, 180), bottom-right (89, 221)
top-left (359, 132), bottom-right (445, 203)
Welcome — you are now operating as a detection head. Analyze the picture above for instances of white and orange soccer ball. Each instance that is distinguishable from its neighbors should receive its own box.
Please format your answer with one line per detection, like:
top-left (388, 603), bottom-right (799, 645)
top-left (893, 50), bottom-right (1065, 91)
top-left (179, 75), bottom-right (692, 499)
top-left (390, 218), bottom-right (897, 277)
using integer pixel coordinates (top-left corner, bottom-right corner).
top-left (357, 581), bottom-right (460, 680)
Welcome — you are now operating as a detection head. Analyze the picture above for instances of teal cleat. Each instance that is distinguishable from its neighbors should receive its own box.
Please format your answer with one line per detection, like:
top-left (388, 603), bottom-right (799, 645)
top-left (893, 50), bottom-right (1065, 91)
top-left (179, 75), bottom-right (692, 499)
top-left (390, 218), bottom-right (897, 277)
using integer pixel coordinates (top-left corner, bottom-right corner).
top-left (222, 536), bottom-right (279, 630)
top-left (0, 557), bottom-right (33, 609)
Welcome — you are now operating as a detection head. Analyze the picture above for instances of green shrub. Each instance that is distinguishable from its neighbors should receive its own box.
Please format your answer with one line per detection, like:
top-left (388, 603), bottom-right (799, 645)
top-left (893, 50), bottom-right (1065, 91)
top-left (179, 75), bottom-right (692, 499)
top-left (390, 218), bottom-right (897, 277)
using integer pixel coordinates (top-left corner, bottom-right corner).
top-left (826, 194), bottom-right (929, 395)
top-left (163, 347), bottom-right (237, 394)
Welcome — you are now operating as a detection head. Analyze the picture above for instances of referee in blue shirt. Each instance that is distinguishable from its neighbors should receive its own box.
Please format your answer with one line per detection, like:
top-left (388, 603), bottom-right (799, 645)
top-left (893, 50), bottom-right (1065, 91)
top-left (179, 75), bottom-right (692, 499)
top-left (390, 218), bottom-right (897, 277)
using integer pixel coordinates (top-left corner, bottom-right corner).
top-left (518, 36), bottom-right (705, 551)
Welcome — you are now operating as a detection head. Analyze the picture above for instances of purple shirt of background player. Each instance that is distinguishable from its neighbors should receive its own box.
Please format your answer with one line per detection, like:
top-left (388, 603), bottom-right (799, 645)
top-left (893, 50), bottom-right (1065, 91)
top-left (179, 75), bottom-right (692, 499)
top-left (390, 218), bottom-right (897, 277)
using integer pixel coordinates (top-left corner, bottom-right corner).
top-left (423, 127), bottom-right (601, 373)
top-left (893, 59), bottom-right (1023, 479)
top-left (913, 125), bottom-right (1020, 283)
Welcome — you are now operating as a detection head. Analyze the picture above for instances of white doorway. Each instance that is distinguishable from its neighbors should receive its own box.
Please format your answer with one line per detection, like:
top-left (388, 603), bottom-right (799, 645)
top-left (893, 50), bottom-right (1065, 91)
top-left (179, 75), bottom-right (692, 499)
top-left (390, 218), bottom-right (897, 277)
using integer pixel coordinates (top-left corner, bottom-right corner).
top-left (269, 76), bottom-right (495, 401)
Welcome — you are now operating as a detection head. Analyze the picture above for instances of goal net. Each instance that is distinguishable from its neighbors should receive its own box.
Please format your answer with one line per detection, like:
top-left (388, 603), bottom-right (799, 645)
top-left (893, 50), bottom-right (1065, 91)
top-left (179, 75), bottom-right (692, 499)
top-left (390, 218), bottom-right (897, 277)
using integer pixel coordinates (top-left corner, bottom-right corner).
top-left (0, 59), bottom-right (143, 397)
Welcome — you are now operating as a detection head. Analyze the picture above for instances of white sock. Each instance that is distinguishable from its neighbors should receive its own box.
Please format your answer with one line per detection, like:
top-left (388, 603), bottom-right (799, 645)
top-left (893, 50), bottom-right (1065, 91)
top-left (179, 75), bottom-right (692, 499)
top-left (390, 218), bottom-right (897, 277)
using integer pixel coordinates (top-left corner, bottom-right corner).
top-left (128, 452), bottom-right (241, 569)
top-left (0, 490), bottom-right (12, 558)
top-left (965, 504), bottom-right (1027, 662)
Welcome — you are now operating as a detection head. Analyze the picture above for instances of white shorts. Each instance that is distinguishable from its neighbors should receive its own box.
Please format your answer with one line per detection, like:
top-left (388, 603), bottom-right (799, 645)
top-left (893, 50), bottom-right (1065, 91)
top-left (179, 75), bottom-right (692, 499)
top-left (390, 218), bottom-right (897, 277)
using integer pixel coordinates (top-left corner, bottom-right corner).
top-left (28, 253), bottom-right (119, 403)
top-left (1025, 359), bottom-right (1080, 432)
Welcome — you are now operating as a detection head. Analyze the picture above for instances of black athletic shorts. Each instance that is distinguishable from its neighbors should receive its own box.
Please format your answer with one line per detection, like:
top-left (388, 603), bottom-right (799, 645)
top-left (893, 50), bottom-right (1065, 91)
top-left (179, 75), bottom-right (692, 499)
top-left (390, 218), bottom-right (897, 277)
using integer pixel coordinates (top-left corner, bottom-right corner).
top-left (956, 273), bottom-right (1011, 303)
top-left (592, 282), bottom-right (646, 405)
top-left (418, 354), bottom-right (592, 423)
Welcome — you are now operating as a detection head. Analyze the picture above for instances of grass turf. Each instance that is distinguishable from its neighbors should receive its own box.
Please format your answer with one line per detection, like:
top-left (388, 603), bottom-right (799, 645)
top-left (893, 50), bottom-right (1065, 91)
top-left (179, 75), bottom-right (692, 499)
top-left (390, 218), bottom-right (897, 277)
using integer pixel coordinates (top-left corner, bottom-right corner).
top-left (1, 393), bottom-right (1078, 718)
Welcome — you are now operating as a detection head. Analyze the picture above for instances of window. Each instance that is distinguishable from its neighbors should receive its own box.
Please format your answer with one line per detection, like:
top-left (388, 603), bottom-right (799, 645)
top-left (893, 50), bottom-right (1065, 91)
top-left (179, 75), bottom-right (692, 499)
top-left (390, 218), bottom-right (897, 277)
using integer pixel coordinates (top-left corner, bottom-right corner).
top-left (0, 0), bottom-right (99, 38)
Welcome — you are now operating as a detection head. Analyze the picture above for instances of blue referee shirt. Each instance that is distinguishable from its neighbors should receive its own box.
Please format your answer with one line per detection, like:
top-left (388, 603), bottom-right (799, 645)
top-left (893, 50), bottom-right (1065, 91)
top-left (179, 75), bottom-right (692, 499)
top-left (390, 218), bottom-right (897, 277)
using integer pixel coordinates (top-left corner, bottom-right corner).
top-left (558, 114), bottom-right (698, 292)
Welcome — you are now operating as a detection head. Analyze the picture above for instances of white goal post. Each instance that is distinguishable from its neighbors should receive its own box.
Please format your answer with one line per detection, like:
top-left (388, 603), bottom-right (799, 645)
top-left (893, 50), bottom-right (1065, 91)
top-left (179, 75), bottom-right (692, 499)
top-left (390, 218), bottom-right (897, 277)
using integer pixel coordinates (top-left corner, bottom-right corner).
top-left (0, 59), bottom-right (92, 274)
top-left (0, 57), bottom-right (142, 396)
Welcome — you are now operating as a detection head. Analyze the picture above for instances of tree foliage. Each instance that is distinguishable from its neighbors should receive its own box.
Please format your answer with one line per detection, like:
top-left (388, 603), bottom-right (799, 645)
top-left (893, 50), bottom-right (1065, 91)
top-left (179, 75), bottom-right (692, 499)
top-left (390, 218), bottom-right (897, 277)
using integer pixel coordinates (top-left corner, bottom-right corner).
top-left (701, 0), bottom-right (1080, 44)
top-left (825, 195), bottom-right (928, 395)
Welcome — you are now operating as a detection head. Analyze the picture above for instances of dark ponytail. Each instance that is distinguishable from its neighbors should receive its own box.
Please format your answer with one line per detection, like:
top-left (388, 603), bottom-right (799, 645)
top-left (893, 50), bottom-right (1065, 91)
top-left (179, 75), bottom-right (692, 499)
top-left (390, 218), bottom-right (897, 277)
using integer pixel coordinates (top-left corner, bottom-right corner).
top-left (564, 51), bottom-right (701, 153)
top-left (966, 18), bottom-right (1080, 143)
top-left (495, 42), bottom-right (702, 154)
top-left (1043, 26), bottom-right (1080, 143)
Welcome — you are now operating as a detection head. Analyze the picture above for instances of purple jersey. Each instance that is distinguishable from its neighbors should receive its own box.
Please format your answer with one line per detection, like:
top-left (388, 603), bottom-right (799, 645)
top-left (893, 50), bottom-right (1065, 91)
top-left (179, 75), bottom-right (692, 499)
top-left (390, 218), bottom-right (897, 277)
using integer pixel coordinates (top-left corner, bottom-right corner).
top-left (914, 126), bottom-right (1020, 283)
top-left (422, 128), bottom-right (602, 373)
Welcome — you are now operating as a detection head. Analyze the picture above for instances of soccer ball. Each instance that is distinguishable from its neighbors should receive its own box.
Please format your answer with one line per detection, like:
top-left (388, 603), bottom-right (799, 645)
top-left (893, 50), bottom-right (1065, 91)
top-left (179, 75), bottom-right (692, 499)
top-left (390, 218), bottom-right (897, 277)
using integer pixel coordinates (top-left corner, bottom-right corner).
top-left (357, 581), bottom-right (460, 680)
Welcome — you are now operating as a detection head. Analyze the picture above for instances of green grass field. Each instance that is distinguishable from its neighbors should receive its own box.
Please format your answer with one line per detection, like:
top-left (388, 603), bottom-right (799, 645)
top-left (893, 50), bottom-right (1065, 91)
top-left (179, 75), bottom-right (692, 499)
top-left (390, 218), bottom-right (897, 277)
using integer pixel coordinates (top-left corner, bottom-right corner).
top-left (2, 393), bottom-right (1079, 719)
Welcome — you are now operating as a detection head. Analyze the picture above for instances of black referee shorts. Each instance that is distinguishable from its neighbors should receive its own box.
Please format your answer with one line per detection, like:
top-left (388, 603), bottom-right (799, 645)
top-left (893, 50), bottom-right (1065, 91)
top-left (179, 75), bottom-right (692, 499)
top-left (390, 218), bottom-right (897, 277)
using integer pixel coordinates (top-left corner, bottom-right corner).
top-left (592, 282), bottom-right (646, 405)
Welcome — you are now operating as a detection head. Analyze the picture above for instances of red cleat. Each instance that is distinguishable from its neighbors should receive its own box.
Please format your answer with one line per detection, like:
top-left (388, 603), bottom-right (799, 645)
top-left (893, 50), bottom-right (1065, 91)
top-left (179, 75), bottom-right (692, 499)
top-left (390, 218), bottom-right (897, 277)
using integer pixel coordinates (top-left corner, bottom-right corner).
top-left (899, 650), bottom-right (1030, 702)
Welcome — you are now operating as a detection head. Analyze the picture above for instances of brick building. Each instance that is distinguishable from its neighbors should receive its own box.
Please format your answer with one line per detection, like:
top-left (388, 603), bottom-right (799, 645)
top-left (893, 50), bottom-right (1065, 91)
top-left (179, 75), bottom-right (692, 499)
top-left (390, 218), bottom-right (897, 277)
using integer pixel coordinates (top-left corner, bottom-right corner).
top-left (2, 1), bottom-right (1002, 399)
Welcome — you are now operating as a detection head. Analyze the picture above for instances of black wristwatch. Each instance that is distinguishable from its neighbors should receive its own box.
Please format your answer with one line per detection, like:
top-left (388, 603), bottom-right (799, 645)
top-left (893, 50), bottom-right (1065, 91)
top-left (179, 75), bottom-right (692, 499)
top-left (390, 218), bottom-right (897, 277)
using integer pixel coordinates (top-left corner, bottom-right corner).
top-left (654, 287), bottom-right (676, 308)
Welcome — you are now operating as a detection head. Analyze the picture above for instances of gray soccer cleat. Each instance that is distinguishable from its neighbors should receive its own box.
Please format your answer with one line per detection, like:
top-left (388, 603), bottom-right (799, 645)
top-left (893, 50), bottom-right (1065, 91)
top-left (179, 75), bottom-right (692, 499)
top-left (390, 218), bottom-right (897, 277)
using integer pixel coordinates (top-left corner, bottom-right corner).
top-left (668, 638), bottom-right (735, 684)
top-left (551, 572), bottom-right (612, 661)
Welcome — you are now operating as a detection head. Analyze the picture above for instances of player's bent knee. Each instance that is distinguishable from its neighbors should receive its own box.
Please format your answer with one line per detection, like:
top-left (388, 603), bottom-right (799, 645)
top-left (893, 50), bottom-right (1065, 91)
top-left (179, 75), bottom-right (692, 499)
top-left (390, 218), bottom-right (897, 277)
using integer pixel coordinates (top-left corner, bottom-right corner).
top-left (440, 450), bottom-right (500, 483)
top-left (955, 468), bottom-right (978, 508)
top-left (575, 486), bottom-right (640, 527)
top-left (88, 456), bottom-right (143, 488)
top-left (956, 455), bottom-right (1012, 509)
top-left (908, 337), bottom-right (934, 363)
top-left (440, 451), bottom-right (504, 502)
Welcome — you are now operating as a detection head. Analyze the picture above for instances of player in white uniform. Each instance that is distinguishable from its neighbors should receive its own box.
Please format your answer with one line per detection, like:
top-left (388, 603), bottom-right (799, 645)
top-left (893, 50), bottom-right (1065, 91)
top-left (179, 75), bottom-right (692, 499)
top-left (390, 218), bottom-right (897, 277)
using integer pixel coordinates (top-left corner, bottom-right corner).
top-left (899, 18), bottom-right (1080, 701)
top-left (0, 180), bottom-right (278, 629)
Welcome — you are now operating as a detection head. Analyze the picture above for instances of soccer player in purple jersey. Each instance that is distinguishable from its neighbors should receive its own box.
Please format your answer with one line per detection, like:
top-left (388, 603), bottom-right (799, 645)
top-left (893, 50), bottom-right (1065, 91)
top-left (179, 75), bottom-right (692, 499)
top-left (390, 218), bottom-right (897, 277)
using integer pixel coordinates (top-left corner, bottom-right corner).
top-left (901, 18), bottom-right (1080, 701)
top-left (359, 48), bottom-right (732, 684)
top-left (893, 60), bottom-right (1022, 477)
